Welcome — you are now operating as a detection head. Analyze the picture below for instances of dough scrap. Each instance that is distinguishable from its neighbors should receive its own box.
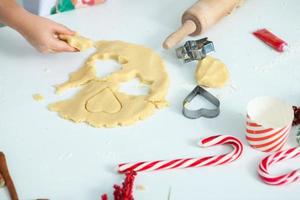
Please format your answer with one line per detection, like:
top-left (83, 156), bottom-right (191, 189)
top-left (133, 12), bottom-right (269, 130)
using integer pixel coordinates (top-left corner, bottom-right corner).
top-left (32, 93), bottom-right (44, 102)
top-left (59, 33), bottom-right (94, 51)
top-left (49, 40), bottom-right (169, 127)
top-left (195, 56), bottom-right (229, 88)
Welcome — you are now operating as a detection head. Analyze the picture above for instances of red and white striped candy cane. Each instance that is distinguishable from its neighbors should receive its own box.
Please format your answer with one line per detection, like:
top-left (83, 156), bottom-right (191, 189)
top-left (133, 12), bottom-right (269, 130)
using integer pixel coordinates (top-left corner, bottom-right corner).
top-left (118, 135), bottom-right (243, 173)
top-left (258, 147), bottom-right (300, 186)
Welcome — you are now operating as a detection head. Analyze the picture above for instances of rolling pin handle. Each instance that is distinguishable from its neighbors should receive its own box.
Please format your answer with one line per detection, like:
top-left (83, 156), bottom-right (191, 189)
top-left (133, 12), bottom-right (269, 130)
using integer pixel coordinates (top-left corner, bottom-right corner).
top-left (163, 20), bottom-right (197, 49)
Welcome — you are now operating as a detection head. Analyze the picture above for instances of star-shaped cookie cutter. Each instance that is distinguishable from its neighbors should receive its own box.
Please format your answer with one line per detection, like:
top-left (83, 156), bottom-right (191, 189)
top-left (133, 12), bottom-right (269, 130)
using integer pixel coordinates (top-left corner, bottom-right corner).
top-left (176, 38), bottom-right (215, 63)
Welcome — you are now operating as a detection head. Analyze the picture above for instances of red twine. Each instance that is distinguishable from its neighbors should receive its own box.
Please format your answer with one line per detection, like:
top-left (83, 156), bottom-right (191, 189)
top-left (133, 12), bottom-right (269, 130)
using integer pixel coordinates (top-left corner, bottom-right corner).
top-left (293, 106), bottom-right (300, 126)
top-left (101, 171), bottom-right (137, 200)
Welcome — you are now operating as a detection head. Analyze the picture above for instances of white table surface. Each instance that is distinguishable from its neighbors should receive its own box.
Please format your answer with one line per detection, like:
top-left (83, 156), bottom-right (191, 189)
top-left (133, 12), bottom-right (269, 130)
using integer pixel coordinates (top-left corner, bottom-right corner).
top-left (1, 0), bottom-right (300, 199)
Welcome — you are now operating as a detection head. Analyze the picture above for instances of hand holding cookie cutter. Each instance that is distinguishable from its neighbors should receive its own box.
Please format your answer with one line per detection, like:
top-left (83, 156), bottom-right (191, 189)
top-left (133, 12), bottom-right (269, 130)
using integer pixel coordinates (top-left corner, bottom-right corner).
top-left (183, 86), bottom-right (220, 119)
top-left (176, 38), bottom-right (215, 63)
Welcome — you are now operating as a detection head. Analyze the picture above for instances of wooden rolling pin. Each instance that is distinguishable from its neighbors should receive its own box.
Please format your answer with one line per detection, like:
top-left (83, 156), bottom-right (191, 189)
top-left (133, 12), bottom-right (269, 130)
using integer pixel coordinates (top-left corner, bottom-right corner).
top-left (163, 0), bottom-right (244, 49)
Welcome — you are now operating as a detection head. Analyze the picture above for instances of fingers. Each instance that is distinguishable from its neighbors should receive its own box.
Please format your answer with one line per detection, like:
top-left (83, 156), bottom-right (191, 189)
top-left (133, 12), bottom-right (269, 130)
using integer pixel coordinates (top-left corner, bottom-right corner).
top-left (38, 36), bottom-right (77, 53)
top-left (50, 24), bottom-right (77, 53)
top-left (57, 33), bottom-right (70, 41)
top-left (52, 24), bottom-right (77, 53)
top-left (54, 23), bottom-right (75, 35)
top-left (48, 39), bottom-right (77, 53)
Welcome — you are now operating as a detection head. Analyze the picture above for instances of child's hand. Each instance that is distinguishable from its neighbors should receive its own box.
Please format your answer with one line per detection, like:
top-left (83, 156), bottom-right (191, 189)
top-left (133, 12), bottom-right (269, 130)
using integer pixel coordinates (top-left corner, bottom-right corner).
top-left (19, 14), bottom-right (77, 53)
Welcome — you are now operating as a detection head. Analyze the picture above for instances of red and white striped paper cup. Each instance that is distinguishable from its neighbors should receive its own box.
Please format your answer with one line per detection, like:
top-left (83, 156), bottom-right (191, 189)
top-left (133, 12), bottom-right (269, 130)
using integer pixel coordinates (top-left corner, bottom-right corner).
top-left (246, 97), bottom-right (294, 153)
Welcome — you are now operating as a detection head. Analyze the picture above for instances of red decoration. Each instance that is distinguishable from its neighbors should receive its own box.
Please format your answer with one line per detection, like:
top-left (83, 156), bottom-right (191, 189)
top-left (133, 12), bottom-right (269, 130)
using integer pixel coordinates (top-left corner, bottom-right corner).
top-left (101, 171), bottom-right (137, 200)
top-left (293, 106), bottom-right (300, 126)
top-left (101, 194), bottom-right (108, 200)
top-left (253, 29), bottom-right (288, 52)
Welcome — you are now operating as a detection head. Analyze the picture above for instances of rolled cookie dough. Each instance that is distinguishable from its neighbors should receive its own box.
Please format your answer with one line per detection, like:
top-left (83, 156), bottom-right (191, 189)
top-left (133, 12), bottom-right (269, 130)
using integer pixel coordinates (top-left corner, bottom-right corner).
top-left (59, 33), bottom-right (94, 51)
top-left (195, 56), bottom-right (229, 88)
top-left (49, 40), bottom-right (169, 127)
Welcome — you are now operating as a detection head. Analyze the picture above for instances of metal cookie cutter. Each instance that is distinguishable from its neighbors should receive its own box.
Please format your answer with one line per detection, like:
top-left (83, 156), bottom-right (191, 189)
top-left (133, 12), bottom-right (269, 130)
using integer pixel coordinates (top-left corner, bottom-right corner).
top-left (176, 38), bottom-right (215, 63)
top-left (183, 86), bottom-right (220, 119)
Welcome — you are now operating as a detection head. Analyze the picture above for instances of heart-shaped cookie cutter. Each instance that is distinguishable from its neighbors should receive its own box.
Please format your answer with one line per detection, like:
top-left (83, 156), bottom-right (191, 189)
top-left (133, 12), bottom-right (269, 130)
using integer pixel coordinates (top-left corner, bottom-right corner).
top-left (182, 85), bottom-right (220, 119)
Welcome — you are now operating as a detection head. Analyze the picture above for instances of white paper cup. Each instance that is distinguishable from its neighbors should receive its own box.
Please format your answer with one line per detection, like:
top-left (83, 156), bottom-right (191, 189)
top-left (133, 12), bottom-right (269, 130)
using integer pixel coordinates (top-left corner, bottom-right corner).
top-left (246, 97), bottom-right (294, 152)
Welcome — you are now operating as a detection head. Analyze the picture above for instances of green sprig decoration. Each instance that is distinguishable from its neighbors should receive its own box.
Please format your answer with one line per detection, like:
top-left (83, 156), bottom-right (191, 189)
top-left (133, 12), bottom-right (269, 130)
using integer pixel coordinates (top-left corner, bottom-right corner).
top-left (297, 127), bottom-right (300, 145)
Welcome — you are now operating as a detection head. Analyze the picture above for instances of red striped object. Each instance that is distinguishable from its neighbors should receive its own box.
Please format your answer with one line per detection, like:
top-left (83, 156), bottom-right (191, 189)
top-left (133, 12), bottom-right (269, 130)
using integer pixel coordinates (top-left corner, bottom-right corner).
top-left (246, 97), bottom-right (294, 153)
top-left (118, 135), bottom-right (243, 173)
top-left (258, 147), bottom-right (300, 185)
top-left (246, 115), bottom-right (291, 152)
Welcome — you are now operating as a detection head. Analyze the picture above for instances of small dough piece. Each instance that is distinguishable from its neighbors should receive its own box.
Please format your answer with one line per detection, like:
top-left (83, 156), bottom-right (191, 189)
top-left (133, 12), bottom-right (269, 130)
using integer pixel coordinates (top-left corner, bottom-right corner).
top-left (195, 56), bottom-right (229, 88)
top-left (59, 33), bottom-right (94, 51)
top-left (32, 93), bottom-right (44, 102)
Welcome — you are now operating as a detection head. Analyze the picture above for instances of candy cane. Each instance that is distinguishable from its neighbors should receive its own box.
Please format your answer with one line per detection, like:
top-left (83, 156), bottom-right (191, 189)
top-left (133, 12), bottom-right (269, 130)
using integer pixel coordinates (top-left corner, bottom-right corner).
top-left (118, 135), bottom-right (243, 173)
top-left (258, 147), bottom-right (300, 186)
